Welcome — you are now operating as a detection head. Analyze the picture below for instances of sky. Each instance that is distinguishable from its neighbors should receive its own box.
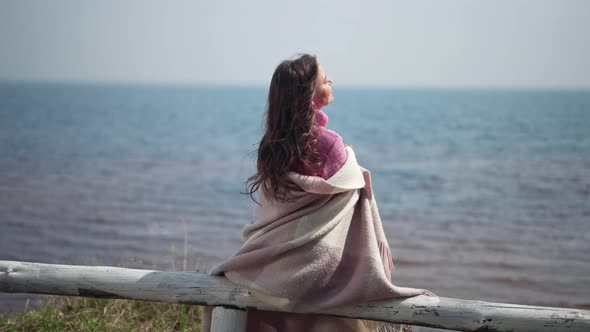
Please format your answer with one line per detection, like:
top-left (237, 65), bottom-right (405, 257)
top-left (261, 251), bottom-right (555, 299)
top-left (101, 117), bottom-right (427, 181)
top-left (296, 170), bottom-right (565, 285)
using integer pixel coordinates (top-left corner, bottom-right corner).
top-left (1, 0), bottom-right (589, 88)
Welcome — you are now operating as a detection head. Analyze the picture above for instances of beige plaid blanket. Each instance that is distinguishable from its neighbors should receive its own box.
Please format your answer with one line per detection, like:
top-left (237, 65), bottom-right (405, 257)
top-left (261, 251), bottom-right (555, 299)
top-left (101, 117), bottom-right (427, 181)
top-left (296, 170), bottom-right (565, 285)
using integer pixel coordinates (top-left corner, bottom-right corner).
top-left (202, 147), bottom-right (416, 331)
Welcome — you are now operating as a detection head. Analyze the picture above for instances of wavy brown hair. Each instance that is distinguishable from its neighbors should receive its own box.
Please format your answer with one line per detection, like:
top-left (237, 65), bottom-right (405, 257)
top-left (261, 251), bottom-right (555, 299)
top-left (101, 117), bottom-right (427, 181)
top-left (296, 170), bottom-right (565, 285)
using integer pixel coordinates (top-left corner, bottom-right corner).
top-left (246, 54), bottom-right (321, 202)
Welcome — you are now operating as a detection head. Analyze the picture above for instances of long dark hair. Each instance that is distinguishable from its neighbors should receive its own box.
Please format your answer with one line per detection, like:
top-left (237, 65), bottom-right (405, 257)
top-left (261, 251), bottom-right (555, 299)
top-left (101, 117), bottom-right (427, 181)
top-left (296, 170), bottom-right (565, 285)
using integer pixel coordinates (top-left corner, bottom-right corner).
top-left (246, 54), bottom-right (321, 202)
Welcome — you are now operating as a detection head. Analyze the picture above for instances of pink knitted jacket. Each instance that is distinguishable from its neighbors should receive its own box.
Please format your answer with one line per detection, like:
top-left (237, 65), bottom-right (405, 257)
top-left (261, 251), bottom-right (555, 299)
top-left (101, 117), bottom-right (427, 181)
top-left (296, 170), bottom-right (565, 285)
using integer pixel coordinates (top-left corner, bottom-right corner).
top-left (292, 109), bottom-right (348, 179)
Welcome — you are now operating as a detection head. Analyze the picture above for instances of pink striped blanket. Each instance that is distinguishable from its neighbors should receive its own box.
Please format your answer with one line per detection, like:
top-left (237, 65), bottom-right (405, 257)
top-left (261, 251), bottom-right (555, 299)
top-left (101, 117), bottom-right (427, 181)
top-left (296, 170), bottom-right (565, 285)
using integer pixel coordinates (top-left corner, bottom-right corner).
top-left (202, 147), bottom-right (424, 331)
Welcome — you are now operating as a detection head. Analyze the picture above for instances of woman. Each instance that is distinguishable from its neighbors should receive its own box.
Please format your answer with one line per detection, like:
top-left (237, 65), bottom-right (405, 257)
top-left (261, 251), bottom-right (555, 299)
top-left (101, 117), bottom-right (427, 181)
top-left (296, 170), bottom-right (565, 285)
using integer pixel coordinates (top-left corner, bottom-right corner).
top-left (204, 54), bottom-right (433, 332)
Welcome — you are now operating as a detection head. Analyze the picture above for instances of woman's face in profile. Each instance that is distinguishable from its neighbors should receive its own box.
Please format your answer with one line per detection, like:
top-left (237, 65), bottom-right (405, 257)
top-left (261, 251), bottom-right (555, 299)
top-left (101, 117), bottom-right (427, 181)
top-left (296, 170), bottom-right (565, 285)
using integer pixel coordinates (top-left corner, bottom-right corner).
top-left (312, 65), bottom-right (334, 109)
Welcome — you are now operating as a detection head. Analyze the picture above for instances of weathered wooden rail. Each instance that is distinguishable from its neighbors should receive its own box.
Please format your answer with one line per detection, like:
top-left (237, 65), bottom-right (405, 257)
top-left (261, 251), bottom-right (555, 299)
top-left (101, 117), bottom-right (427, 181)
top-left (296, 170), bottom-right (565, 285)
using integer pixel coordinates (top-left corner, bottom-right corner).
top-left (1, 260), bottom-right (589, 332)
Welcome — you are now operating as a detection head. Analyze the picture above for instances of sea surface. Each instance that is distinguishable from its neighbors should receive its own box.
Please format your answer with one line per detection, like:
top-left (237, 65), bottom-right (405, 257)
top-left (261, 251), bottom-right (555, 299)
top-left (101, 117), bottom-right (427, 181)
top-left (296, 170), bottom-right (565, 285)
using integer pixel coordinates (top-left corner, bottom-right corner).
top-left (1, 82), bottom-right (589, 314)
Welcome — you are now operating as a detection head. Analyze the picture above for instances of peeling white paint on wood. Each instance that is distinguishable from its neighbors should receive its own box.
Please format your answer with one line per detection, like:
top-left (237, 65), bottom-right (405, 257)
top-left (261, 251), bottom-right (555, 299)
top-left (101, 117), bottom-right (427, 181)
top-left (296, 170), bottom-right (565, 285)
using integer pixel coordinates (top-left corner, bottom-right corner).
top-left (1, 261), bottom-right (589, 332)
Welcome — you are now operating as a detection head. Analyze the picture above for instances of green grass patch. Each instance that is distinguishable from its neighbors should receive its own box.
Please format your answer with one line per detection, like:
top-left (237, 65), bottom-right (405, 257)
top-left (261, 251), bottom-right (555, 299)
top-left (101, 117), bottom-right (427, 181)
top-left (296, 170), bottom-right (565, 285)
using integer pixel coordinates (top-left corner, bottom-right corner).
top-left (0, 296), bottom-right (201, 332)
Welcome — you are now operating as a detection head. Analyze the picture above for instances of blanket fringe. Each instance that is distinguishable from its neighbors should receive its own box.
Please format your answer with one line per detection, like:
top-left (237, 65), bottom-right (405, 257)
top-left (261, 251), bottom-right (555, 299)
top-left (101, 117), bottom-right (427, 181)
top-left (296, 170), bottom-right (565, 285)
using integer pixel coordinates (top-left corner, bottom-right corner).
top-left (375, 322), bottom-right (413, 332)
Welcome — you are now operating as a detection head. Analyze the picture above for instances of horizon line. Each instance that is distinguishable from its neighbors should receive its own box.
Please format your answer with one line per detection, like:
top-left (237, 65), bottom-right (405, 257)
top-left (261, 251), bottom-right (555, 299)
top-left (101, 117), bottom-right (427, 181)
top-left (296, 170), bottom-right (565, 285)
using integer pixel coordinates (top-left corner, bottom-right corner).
top-left (1, 78), bottom-right (589, 92)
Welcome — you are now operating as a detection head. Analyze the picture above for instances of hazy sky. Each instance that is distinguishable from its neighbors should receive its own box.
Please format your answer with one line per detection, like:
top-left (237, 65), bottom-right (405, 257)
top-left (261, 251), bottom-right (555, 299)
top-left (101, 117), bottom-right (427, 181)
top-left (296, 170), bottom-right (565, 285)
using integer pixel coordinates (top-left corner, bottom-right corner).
top-left (1, 0), bottom-right (589, 88)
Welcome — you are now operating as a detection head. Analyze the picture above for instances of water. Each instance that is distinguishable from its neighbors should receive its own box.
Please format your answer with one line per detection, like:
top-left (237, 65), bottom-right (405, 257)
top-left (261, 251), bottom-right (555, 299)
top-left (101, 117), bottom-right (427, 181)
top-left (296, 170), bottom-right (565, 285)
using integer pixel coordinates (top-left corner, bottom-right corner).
top-left (1, 82), bottom-right (589, 313)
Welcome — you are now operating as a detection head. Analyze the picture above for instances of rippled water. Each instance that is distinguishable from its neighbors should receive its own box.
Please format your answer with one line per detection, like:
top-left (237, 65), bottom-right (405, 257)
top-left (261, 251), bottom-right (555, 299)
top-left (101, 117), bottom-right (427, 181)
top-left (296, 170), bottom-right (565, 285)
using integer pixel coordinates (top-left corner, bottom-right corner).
top-left (1, 82), bottom-right (589, 312)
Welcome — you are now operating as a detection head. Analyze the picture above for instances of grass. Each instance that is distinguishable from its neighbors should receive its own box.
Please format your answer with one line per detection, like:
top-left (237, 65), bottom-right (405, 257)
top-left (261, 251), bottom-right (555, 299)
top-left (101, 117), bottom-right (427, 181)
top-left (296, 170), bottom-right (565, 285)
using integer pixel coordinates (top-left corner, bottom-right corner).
top-left (1, 218), bottom-right (205, 331)
top-left (0, 296), bottom-right (202, 332)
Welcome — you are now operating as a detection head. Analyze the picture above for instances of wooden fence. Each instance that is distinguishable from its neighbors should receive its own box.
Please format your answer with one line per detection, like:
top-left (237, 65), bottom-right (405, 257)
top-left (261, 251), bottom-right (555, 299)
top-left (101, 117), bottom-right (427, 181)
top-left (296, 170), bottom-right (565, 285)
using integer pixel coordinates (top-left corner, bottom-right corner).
top-left (1, 260), bottom-right (589, 331)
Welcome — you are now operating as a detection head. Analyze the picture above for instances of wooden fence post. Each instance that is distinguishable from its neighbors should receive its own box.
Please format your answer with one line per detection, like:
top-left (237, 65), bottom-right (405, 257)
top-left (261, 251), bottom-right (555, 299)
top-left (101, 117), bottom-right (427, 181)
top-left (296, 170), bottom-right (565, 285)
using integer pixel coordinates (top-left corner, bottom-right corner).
top-left (211, 307), bottom-right (247, 332)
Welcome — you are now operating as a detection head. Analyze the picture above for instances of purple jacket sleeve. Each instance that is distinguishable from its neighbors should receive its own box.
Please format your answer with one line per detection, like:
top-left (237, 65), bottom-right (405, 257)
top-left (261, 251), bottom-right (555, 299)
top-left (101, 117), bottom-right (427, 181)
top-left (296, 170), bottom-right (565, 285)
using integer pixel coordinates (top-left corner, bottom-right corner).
top-left (294, 126), bottom-right (348, 180)
top-left (317, 127), bottom-right (347, 179)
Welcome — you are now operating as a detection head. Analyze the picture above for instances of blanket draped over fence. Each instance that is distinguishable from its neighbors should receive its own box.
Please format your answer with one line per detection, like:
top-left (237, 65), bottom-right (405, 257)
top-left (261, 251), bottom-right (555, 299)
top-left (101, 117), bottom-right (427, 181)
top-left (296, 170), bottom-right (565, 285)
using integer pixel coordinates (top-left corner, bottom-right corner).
top-left (203, 147), bottom-right (414, 332)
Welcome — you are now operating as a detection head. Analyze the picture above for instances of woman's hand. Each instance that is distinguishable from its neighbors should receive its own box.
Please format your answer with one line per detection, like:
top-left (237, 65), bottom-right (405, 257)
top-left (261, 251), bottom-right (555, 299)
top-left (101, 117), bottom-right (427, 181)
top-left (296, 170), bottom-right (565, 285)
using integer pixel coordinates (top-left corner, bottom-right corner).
top-left (392, 286), bottom-right (437, 297)
top-left (420, 289), bottom-right (436, 296)
top-left (345, 144), bottom-right (354, 149)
